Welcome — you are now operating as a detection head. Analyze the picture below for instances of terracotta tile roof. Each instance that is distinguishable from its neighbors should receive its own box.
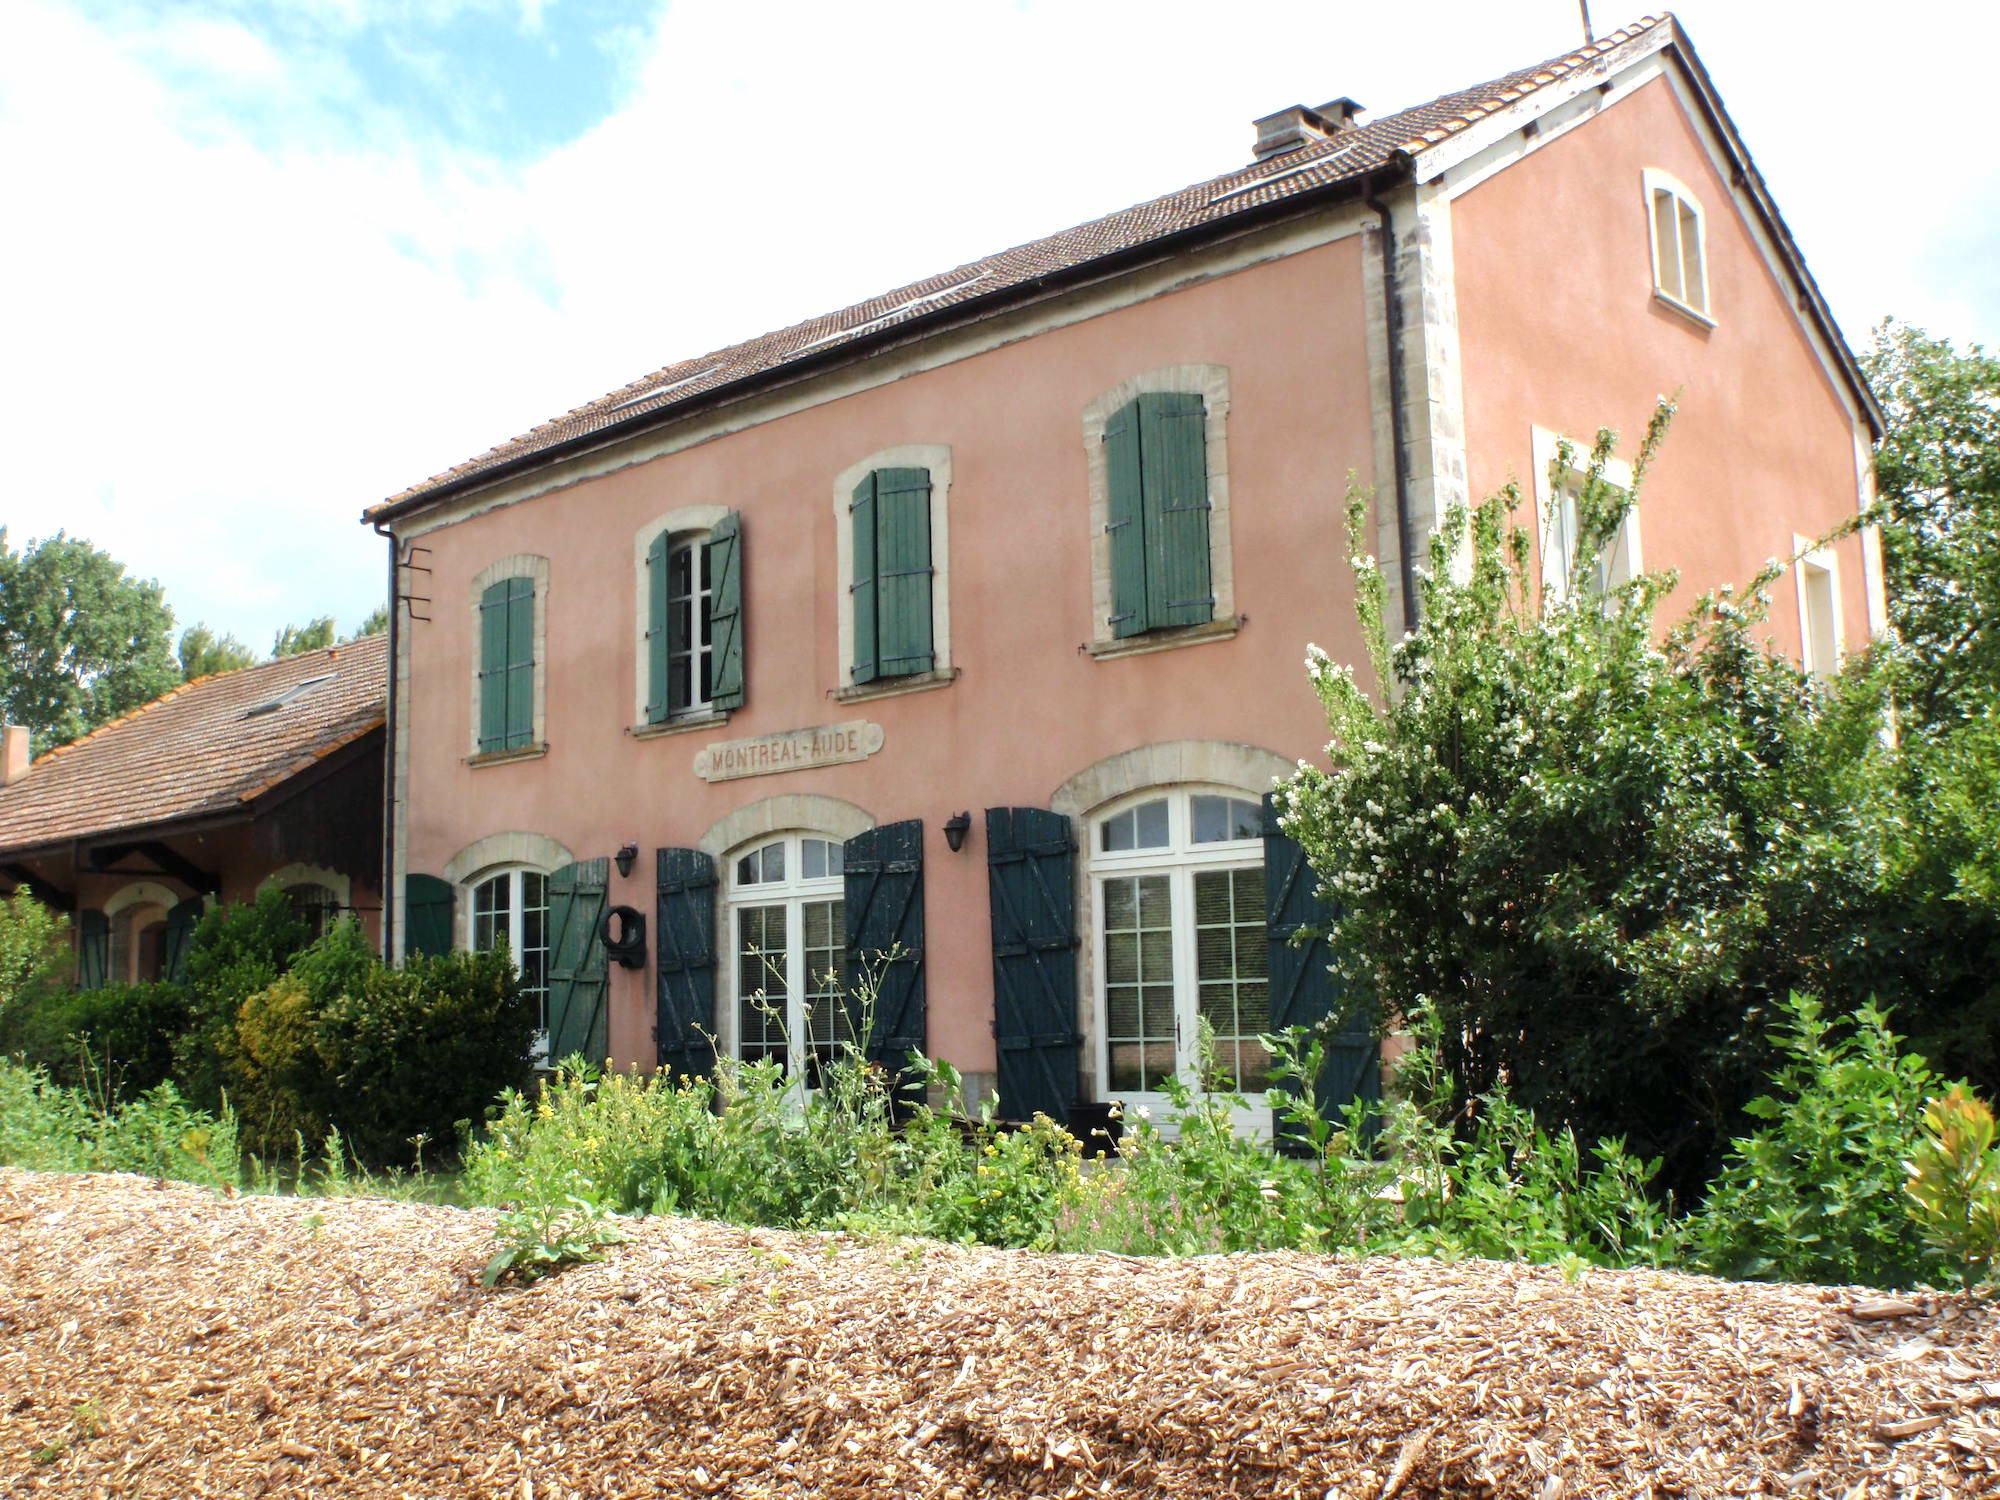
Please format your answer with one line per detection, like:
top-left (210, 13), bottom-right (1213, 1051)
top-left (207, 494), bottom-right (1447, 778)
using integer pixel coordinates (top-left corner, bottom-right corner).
top-left (371, 18), bottom-right (1671, 517)
top-left (0, 634), bottom-right (388, 858)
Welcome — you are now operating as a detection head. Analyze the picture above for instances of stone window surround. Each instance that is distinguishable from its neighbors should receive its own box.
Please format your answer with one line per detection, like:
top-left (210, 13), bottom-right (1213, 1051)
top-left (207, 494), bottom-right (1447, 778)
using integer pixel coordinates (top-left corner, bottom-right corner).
top-left (259, 862), bottom-right (353, 910)
top-left (103, 879), bottom-right (183, 919)
top-left (1530, 425), bottom-right (1642, 604)
top-left (631, 505), bottom-right (732, 731)
top-left (1049, 739), bottom-right (1291, 1105)
top-left (1081, 365), bottom-right (1236, 653)
top-left (442, 830), bottom-right (575, 950)
top-left (830, 444), bottom-right (955, 695)
top-left (1793, 531), bottom-right (1846, 679)
top-left (1642, 165), bottom-right (1714, 327)
top-left (467, 554), bottom-right (551, 761)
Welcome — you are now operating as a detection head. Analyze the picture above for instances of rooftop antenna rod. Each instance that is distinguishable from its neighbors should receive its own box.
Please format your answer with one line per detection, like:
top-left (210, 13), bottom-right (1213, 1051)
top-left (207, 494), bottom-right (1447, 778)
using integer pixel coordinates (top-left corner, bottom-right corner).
top-left (1578, 0), bottom-right (1594, 43)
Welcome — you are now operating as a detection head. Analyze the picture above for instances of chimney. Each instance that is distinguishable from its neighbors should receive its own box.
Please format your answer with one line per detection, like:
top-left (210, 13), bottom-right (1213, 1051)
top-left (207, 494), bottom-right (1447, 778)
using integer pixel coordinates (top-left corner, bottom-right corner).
top-left (1251, 97), bottom-right (1365, 161)
top-left (1, 725), bottom-right (28, 787)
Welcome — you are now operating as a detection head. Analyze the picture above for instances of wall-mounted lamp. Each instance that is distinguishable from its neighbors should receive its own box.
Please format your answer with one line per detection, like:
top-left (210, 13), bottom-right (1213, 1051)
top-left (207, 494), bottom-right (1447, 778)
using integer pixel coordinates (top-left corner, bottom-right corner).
top-left (942, 811), bottom-right (972, 853)
top-left (614, 842), bottom-right (639, 879)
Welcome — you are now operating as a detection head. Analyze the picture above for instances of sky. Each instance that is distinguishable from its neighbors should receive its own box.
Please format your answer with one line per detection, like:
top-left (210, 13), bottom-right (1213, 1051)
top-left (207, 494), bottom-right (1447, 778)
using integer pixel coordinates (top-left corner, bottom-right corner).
top-left (3, 0), bottom-right (1996, 655)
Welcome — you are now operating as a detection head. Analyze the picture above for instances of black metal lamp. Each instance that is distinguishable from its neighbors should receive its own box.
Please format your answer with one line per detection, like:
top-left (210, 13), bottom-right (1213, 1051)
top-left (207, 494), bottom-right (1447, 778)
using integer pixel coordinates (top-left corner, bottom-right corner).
top-left (942, 812), bottom-right (972, 853)
top-left (615, 842), bottom-right (639, 879)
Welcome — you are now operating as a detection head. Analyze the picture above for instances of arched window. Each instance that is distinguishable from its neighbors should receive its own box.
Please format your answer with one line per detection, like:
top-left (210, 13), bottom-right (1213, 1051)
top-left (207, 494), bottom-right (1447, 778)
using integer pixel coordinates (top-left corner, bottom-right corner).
top-left (1089, 788), bottom-right (1269, 1121)
top-left (725, 833), bottom-right (848, 1084)
top-left (1643, 167), bottom-right (1710, 321)
top-left (471, 867), bottom-right (551, 1056)
top-left (285, 882), bottom-right (342, 940)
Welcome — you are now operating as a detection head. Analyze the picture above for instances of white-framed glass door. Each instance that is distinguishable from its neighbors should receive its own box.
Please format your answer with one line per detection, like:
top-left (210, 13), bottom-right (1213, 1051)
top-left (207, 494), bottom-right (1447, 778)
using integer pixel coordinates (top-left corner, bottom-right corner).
top-left (472, 867), bottom-right (550, 1062)
top-left (728, 834), bottom-right (850, 1087)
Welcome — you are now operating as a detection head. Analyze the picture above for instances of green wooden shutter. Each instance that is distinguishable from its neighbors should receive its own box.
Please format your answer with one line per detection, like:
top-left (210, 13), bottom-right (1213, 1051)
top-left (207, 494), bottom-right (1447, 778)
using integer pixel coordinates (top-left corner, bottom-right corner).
top-left (1139, 391), bottom-right (1212, 629)
top-left (403, 874), bottom-right (454, 959)
top-left (1262, 794), bottom-right (1376, 1137)
top-left (843, 821), bottom-right (925, 1102)
top-left (1103, 399), bottom-right (1149, 639)
top-left (849, 473), bottom-right (880, 684)
top-left (655, 847), bottom-right (718, 1080)
top-left (986, 808), bottom-right (1081, 1124)
top-left (706, 512), bottom-right (745, 710)
top-left (161, 897), bottom-right (203, 985)
top-left (546, 859), bottom-right (610, 1066)
top-left (76, 909), bottom-right (109, 990)
top-left (477, 581), bottom-right (510, 752)
top-left (874, 467), bottom-right (934, 678)
top-left (644, 529), bottom-right (671, 724)
top-left (503, 576), bottom-right (535, 749)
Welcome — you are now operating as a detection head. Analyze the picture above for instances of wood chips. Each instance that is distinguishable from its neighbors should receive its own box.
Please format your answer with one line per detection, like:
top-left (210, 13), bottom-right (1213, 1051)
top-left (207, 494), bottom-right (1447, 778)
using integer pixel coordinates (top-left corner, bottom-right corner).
top-left (3, 1169), bottom-right (1998, 1498)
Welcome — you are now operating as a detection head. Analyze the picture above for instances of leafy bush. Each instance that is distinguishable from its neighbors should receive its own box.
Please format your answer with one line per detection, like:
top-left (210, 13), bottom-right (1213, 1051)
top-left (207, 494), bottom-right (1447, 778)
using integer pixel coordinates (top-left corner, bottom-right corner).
top-left (1905, 1084), bottom-right (2000, 1286)
top-left (0, 981), bottom-right (190, 1098)
top-left (0, 891), bottom-right (70, 1037)
top-left (175, 887), bottom-right (311, 1110)
top-left (1690, 994), bottom-right (1941, 1288)
top-left (231, 919), bottom-right (535, 1165)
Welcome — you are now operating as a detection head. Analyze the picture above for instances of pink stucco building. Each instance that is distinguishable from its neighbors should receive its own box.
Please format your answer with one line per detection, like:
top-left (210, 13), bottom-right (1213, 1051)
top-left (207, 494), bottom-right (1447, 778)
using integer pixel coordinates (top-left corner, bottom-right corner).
top-left (366, 16), bottom-right (1883, 1128)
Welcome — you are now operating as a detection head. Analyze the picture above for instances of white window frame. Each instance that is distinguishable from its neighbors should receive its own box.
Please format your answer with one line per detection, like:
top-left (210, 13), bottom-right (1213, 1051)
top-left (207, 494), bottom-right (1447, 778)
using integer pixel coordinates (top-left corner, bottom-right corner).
top-left (1643, 167), bottom-right (1712, 324)
top-left (1081, 365), bottom-right (1237, 657)
top-left (467, 553), bottom-right (550, 760)
top-left (468, 864), bottom-right (552, 1062)
top-left (632, 504), bottom-right (730, 731)
top-left (722, 832), bottom-right (850, 1085)
top-left (1087, 787), bottom-right (1271, 1138)
top-left (1794, 533), bottom-right (1845, 681)
top-left (1532, 425), bottom-right (1642, 605)
top-left (830, 444), bottom-right (954, 699)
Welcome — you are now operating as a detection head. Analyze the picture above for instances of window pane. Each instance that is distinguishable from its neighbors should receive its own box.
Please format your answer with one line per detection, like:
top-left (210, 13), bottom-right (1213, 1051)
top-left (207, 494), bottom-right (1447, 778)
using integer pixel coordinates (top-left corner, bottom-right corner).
top-left (1192, 795), bottom-right (1263, 844)
top-left (1678, 201), bottom-right (1703, 311)
top-left (1101, 808), bottom-right (1133, 853)
top-left (762, 844), bottom-right (786, 883)
top-left (1134, 799), bottom-right (1169, 849)
top-left (1653, 189), bottom-right (1682, 301)
top-left (472, 875), bottom-right (505, 951)
top-left (1104, 874), bottom-right (1175, 1092)
top-left (737, 904), bottom-right (788, 1067)
top-left (802, 838), bottom-right (825, 881)
top-left (802, 898), bottom-right (850, 1086)
top-left (1194, 867), bottom-right (1270, 1089)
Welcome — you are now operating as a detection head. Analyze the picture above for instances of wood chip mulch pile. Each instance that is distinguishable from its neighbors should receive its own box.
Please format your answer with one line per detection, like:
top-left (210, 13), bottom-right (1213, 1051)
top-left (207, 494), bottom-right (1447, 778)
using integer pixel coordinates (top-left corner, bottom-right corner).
top-left (3, 1170), bottom-right (1998, 1498)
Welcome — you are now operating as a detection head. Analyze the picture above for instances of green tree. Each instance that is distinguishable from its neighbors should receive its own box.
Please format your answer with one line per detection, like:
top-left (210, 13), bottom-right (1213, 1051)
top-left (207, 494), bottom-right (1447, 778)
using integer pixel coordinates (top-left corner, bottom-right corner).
top-left (0, 531), bottom-right (179, 752)
top-left (1865, 321), bottom-right (2000, 726)
top-left (176, 623), bottom-right (259, 680)
top-left (345, 605), bottom-right (389, 641)
top-left (271, 616), bottom-right (337, 658)
top-left (1278, 406), bottom-right (1889, 1194)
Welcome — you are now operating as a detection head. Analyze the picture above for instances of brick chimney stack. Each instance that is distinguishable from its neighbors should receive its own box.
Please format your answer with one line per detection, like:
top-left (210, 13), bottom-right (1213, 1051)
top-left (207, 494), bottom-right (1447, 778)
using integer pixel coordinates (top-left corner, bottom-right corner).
top-left (1, 725), bottom-right (30, 786)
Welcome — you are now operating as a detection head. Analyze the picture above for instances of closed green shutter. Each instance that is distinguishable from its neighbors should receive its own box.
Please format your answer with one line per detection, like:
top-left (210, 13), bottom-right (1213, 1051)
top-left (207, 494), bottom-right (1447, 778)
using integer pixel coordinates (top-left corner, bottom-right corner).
top-left (655, 847), bottom-right (717, 1080)
top-left (403, 874), bottom-right (454, 959)
top-left (161, 897), bottom-right (203, 985)
top-left (986, 808), bottom-right (1081, 1124)
top-left (1139, 391), bottom-right (1213, 629)
top-left (478, 576), bottom-right (535, 753)
top-left (706, 512), bottom-right (745, 710)
top-left (874, 467), bottom-right (934, 678)
top-left (1103, 400), bottom-right (1149, 639)
top-left (546, 859), bottom-right (610, 1066)
top-left (1262, 794), bottom-right (1376, 1138)
top-left (644, 529), bottom-right (671, 723)
top-left (76, 909), bottom-right (109, 990)
top-left (849, 473), bottom-right (880, 684)
top-left (843, 821), bottom-right (925, 1103)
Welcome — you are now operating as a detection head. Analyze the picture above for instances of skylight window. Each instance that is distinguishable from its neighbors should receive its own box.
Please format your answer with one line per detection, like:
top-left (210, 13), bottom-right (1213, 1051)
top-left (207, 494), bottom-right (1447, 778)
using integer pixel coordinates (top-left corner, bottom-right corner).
top-left (244, 673), bottom-right (335, 719)
top-left (796, 275), bottom-right (991, 352)
top-left (1206, 146), bottom-right (1360, 205)
top-left (610, 367), bottom-right (722, 413)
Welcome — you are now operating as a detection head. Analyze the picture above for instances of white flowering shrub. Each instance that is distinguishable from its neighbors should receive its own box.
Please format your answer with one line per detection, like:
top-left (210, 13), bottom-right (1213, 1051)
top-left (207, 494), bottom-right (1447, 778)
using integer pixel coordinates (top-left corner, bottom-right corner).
top-left (1278, 404), bottom-right (1888, 1195)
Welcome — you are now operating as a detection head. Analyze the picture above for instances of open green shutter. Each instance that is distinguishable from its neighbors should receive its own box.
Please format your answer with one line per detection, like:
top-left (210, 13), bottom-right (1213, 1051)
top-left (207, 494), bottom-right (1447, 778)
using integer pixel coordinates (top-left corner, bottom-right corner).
top-left (1139, 391), bottom-right (1212, 629)
top-left (161, 897), bottom-right (203, 985)
top-left (477, 581), bottom-right (510, 752)
top-left (874, 467), bottom-right (933, 677)
top-left (849, 474), bottom-right (880, 684)
top-left (1103, 400), bottom-right (1148, 638)
top-left (76, 909), bottom-right (109, 990)
top-left (503, 576), bottom-right (535, 749)
top-left (706, 512), bottom-right (745, 710)
top-left (546, 859), bottom-right (610, 1066)
top-left (843, 821), bottom-right (925, 1102)
top-left (404, 874), bottom-right (454, 959)
top-left (655, 847), bottom-right (717, 1079)
top-left (645, 530), bottom-right (671, 723)
top-left (986, 808), bottom-right (1080, 1124)
top-left (1262, 794), bottom-right (1376, 1138)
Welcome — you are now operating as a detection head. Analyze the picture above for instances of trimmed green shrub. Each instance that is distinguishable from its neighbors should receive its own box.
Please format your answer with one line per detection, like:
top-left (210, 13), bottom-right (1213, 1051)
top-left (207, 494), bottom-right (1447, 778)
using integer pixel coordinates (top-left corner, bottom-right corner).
top-left (174, 887), bottom-right (311, 1110)
top-left (1, 981), bottom-right (190, 1099)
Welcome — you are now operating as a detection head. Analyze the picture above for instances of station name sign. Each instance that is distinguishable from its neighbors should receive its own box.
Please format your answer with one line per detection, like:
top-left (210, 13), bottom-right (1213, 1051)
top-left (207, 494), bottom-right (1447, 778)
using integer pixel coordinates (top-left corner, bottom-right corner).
top-left (693, 721), bottom-right (885, 783)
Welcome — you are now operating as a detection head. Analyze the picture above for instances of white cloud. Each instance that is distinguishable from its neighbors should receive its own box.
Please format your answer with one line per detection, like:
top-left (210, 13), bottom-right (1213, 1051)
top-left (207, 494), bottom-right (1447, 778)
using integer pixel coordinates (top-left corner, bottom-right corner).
top-left (2, 0), bottom-right (1996, 654)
